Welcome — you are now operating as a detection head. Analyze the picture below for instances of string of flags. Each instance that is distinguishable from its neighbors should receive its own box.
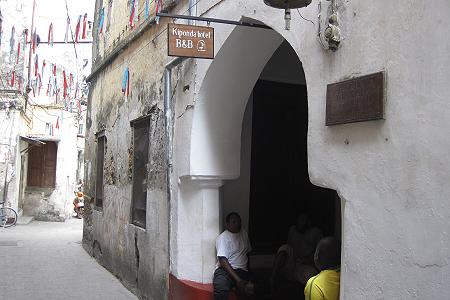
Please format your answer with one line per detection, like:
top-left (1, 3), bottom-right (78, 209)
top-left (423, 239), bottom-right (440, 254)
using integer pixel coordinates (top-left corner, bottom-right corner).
top-left (0, 0), bottom-right (173, 107)
top-left (1, 9), bottom-right (93, 104)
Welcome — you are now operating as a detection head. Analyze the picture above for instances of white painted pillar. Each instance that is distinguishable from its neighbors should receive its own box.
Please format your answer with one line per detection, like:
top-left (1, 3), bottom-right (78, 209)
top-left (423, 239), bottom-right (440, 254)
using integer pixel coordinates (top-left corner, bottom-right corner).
top-left (194, 177), bottom-right (223, 283)
top-left (176, 176), bottom-right (223, 283)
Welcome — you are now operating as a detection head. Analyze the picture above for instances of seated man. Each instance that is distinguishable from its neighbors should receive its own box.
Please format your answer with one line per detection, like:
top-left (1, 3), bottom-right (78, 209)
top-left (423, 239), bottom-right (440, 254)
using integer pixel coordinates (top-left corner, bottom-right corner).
top-left (304, 237), bottom-right (341, 300)
top-left (213, 212), bottom-right (252, 300)
top-left (271, 213), bottom-right (323, 291)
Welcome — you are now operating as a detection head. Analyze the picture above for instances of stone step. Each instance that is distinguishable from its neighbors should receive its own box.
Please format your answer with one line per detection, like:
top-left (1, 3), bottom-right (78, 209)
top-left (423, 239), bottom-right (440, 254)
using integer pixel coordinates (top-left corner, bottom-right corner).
top-left (17, 215), bottom-right (34, 225)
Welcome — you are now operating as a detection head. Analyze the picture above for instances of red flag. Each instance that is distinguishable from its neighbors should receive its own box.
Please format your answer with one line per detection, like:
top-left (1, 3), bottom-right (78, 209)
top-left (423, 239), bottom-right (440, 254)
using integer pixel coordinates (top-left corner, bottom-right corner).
top-left (32, 29), bottom-right (36, 54)
top-left (11, 71), bottom-right (15, 87)
top-left (82, 14), bottom-right (87, 39)
top-left (38, 74), bottom-right (42, 95)
top-left (48, 23), bottom-right (53, 46)
top-left (75, 15), bottom-right (81, 43)
top-left (56, 117), bottom-right (59, 129)
top-left (130, 0), bottom-right (135, 28)
top-left (16, 42), bottom-right (20, 64)
top-left (42, 60), bottom-right (46, 78)
top-left (155, 0), bottom-right (162, 24)
top-left (34, 55), bottom-right (39, 77)
top-left (63, 70), bottom-right (67, 99)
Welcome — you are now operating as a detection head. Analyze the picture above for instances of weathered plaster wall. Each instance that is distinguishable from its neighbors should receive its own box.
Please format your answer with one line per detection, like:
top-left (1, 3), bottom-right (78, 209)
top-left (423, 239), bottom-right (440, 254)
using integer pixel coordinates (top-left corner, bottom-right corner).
top-left (84, 9), bottom-right (180, 298)
top-left (86, 0), bottom-right (450, 299)
top-left (171, 0), bottom-right (450, 298)
top-left (0, 110), bottom-right (23, 211)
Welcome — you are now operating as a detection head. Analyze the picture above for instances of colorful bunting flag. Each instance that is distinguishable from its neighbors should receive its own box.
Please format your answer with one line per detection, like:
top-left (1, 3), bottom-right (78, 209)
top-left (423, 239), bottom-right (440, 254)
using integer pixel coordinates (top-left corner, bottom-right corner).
top-left (11, 71), bottom-right (15, 87)
top-left (98, 8), bottom-right (105, 34)
top-left (63, 70), bottom-right (67, 99)
top-left (41, 60), bottom-right (46, 79)
top-left (38, 74), bottom-right (42, 95)
top-left (155, 0), bottom-right (162, 24)
top-left (24, 28), bottom-right (28, 45)
top-left (32, 28), bottom-right (36, 53)
top-left (64, 17), bottom-right (70, 43)
top-left (122, 67), bottom-right (130, 97)
top-left (130, 0), bottom-right (136, 28)
top-left (34, 54), bottom-right (39, 77)
top-left (82, 13), bottom-right (87, 39)
top-left (75, 15), bottom-right (81, 43)
top-left (145, 0), bottom-right (150, 20)
top-left (16, 41), bottom-right (20, 64)
top-left (48, 23), bottom-right (53, 46)
top-left (10, 26), bottom-right (15, 57)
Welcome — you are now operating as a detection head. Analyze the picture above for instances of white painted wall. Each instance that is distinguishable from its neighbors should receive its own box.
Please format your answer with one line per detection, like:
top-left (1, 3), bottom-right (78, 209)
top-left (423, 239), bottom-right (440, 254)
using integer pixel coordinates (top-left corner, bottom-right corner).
top-left (0, 110), bottom-right (24, 211)
top-left (171, 0), bottom-right (450, 298)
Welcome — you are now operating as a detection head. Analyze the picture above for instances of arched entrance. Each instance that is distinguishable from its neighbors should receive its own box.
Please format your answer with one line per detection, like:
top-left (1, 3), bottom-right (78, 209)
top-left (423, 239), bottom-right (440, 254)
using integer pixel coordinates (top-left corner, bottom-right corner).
top-left (171, 22), bottom-right (341, 299)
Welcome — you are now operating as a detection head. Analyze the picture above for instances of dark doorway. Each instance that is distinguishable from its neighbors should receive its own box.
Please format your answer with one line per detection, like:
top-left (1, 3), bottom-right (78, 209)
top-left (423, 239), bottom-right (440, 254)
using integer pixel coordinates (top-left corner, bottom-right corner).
top-left (27, 142), bottom-right (57, 188)
top-left (248, 80), bottom-right (338, 254)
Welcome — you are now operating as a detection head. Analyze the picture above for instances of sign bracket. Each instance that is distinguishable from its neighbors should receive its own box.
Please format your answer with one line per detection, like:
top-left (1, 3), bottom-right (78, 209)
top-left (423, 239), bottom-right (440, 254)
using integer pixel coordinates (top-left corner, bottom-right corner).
top-left (157, 13), bottom-right (271, 29)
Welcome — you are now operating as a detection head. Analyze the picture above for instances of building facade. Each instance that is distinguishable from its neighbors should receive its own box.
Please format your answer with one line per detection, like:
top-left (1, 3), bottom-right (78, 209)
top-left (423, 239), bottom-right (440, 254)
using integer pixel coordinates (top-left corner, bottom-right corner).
top-left (0, 0), bottom-right (92, 221)
top-left (84, 0), bottom-right (450, 299)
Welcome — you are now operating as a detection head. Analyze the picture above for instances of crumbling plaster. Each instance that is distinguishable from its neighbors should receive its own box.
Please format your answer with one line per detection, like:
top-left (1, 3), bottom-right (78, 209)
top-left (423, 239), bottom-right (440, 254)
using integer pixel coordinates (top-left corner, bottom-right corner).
top-left (85, 12), bottom-right (177, 299)
top-left (85, 0), bottom-right (450, 299)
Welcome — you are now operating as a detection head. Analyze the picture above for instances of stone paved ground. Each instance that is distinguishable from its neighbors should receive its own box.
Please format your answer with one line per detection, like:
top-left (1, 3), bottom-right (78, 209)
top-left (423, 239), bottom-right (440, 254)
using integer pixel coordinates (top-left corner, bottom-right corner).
top-left (0, 218), bottom-right (138, 300)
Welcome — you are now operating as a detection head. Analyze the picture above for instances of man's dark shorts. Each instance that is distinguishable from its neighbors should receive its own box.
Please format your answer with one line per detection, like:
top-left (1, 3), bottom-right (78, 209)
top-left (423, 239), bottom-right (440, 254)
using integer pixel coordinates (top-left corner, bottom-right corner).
top-left (213, 267), bottom-right (249, 300)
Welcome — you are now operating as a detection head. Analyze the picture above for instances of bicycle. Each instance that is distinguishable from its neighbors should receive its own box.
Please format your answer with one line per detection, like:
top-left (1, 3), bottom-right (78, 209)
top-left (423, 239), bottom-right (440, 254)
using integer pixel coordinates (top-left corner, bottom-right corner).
top-left (0, 201), bottom-right (18, 228)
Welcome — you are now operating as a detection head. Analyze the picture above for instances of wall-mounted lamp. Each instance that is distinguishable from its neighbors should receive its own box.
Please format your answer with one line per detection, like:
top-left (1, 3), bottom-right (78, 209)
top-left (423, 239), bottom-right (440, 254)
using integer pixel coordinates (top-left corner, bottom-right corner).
top-left (263, 0), bottom-right (312, 30)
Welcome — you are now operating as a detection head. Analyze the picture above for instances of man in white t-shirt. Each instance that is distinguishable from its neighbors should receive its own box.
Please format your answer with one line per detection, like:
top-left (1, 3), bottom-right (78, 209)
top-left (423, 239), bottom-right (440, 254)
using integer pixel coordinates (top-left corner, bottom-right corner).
top-left (213, 212), bottom-right (252, 300)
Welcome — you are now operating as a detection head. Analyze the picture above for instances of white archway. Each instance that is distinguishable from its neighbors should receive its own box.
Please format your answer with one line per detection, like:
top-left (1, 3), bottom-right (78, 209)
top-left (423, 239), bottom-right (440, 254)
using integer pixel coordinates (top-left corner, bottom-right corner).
top-left (188, 25), bottom-right (284, 178)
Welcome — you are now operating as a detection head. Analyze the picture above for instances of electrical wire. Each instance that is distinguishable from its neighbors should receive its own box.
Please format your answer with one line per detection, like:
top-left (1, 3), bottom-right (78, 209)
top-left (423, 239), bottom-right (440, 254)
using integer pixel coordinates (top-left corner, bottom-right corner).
top-left (297, 9), bottom-right (314, 26)
top-left (63, 0), bottom-right (80, 71)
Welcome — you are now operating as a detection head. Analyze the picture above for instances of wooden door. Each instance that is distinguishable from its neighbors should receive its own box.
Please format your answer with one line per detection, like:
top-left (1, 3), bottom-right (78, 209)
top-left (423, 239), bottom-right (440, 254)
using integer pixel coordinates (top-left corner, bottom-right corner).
top-left (27, 142), bottom-right (57, 187)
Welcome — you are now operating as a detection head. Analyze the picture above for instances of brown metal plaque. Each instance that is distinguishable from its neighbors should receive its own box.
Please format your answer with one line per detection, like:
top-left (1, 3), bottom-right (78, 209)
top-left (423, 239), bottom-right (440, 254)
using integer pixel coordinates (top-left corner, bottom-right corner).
top-left (326, 72), bottom-right (385, 126)
top-left (168, 23), bottom-right (214, 59)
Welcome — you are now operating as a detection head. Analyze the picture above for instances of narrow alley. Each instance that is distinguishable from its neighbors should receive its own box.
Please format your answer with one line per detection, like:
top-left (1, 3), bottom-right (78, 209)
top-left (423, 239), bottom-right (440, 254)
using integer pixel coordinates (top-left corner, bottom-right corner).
top-left (0, 219), bottom-right (137, 300)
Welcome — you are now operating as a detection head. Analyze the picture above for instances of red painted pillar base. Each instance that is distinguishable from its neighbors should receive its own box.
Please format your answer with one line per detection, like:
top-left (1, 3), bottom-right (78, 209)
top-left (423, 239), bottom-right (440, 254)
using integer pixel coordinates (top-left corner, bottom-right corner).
top-left (169, 274), bottom-right (238, 300)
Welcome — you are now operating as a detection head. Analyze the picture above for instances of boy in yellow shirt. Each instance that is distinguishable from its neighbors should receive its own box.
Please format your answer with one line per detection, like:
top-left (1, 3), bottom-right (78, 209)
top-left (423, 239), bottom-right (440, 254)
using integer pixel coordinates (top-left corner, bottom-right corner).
top-left (304, 237), bottom-right (341, 300)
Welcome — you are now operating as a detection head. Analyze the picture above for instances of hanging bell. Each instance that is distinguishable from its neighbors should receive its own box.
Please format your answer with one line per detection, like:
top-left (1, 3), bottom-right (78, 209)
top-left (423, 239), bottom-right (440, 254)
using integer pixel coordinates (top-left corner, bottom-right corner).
top-left (263, 0), bottom-right (312, 9)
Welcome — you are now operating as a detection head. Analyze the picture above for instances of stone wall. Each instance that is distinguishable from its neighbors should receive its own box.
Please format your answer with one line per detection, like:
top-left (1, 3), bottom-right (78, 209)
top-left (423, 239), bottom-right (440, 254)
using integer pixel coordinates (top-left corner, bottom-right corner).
top-left (85, 0), bottom-right (450, 299)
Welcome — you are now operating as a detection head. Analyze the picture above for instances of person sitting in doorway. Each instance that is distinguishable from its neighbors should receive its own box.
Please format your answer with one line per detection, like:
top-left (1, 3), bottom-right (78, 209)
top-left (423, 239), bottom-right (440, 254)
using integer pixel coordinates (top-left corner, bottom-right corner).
top-left (270, 213), bottom-right (323, 296)
top-left (213, 212), bottom-right (253, 300)
top-left (304, 236), bottom-right (341, 300)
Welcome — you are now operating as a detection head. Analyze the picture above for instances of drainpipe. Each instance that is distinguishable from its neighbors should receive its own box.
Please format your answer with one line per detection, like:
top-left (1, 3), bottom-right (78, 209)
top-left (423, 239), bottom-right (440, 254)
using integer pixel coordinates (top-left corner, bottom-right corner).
top-left (164, 56), bottom-right (186, 276)
top-left (188, 0), bottom-right (197, 25)
top-left (164, 0), bottom-right (197, 282)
